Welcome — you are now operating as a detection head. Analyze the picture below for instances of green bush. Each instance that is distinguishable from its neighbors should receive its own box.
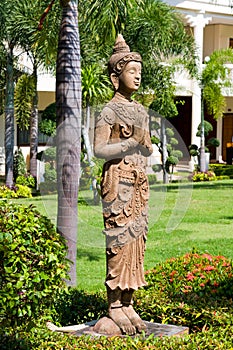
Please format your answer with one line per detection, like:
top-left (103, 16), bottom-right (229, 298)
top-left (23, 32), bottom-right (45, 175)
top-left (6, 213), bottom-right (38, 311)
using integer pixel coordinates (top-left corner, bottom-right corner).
top-left (1, 325), bottom-right (233, 350)
top-left (135, 252), bottom-right (233, 333)
top-left (42, 147), bottom-right (56, 163)
top-left (44, 163), bottom-right (57, 183)
top-left (216, 175), bottom-right (230, 180)
top-left (0, 202), bottom-right (69, 329)
top-left (16, 174), bottom-right (36, 188)
top-left (54, 288), bottom-right (107, 325)
top-left (209, 163), bottom-right (233, 177)
top-left (0, 184), bottom-right (32, 198)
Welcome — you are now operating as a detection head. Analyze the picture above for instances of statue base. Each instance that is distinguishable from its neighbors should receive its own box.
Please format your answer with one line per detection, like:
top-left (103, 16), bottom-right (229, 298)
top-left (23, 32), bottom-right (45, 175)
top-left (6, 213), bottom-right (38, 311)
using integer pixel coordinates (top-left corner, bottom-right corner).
top-left (72, 318), bottom-right (189, 338)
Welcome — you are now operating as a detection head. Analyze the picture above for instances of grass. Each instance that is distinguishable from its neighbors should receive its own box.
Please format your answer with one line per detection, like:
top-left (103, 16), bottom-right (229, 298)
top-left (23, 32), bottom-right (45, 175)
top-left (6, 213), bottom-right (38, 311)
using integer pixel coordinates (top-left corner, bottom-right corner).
top-left (7, 179), bottom-right (233, 292)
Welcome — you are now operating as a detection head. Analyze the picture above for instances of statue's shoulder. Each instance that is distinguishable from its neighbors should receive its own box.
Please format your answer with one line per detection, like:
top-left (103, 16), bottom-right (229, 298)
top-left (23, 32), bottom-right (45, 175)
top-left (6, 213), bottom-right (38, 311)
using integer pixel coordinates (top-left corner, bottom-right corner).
top-left (95, 101), bottom-right (117, 126)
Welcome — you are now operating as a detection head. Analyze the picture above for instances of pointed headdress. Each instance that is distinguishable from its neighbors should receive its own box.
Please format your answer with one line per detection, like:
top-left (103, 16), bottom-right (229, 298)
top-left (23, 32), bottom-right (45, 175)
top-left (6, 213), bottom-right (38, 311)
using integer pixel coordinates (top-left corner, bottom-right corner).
top-left (108, 34), bottom-right (142, 75)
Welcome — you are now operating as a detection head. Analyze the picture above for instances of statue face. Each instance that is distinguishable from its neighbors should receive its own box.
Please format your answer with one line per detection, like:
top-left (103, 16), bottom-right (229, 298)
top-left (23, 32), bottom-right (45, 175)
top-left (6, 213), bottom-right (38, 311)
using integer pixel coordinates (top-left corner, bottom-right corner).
top-left (118, 61), bottom-right (141, 95)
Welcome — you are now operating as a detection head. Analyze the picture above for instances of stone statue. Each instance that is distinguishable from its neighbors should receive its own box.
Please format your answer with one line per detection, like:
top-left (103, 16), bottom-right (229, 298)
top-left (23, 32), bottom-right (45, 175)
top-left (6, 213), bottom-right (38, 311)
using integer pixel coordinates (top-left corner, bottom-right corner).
top-left (94, 34), bottom-right (153, 336)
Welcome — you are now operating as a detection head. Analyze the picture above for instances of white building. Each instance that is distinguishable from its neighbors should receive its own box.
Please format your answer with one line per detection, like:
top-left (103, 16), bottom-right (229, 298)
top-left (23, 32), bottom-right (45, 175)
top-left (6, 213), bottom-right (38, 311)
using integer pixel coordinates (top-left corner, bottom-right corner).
top-left (166, 0), bottom-right (233, 164)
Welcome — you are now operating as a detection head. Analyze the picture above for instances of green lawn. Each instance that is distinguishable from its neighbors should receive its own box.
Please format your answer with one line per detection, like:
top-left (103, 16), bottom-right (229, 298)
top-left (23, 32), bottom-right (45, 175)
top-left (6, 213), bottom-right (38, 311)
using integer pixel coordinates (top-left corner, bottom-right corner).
top-left (10, 179), bottom-right (233, 292)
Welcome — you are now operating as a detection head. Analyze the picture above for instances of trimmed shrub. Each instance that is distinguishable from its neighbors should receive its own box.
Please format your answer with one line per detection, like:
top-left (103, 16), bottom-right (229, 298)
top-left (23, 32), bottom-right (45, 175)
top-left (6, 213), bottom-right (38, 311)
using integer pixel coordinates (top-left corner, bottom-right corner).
top-left (209, 163), bottom-right (233, 178)
top-left (148, 174), bottom-right (157, 185)
top-left (0, 202), bottom-right (69, 329)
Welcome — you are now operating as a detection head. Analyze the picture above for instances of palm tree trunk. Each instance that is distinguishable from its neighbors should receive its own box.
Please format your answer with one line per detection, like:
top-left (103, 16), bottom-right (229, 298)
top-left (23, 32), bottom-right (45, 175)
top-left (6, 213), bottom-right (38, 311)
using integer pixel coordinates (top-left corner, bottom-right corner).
top-left (56, 0), bottom-right (81, 286)
top-left (5, 44), bottom-right (14, 187)
top-left (30, 64), bottom-right (38, 181)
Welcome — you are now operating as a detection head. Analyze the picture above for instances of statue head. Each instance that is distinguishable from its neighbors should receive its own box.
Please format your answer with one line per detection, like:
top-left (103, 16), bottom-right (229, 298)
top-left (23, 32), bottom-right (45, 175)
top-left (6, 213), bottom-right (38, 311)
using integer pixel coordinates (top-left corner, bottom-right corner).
top-left (108, 35), bottom-right (142, 92)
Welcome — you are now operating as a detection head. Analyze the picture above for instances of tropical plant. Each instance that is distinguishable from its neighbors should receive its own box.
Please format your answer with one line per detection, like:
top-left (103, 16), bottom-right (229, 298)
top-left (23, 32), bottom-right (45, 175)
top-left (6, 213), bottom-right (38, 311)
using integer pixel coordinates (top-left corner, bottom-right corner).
top-left (81, 0), bottom-right (144, 52)
top-left (14, 74), bottom-right (36, 130)
top-left (202, 48), bottom-right (233, 120)
top-left (7, 0), bottom-right (60, 178)
top-left (197, 48), bottom-right (233, 171)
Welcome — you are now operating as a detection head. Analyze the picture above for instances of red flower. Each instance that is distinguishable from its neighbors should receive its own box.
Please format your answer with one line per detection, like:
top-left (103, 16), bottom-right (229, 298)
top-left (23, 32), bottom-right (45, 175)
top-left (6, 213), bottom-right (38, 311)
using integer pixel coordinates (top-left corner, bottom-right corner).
top-left (200, 283), bottom-right (205, 287)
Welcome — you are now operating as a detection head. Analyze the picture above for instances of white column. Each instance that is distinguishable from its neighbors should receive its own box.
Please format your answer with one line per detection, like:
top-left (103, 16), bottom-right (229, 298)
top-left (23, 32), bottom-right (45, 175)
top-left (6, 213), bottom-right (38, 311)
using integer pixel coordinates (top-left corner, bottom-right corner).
top-left (186, 12), bottom-right (212, 147)
top-left (216, 117), bottom-right (223, 162)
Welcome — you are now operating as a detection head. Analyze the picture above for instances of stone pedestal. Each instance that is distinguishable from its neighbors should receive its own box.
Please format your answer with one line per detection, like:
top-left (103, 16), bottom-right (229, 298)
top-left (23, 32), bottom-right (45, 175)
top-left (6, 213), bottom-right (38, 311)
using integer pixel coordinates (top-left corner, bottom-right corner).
top-left (72, 319), bottom-right (189, 338)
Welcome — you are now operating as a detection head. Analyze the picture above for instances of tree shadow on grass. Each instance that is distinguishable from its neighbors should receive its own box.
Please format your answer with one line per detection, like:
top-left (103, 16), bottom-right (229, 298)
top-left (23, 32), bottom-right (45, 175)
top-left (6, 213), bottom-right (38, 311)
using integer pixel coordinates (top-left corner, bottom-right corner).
top-left (77, 246), bottom-right (103, 262)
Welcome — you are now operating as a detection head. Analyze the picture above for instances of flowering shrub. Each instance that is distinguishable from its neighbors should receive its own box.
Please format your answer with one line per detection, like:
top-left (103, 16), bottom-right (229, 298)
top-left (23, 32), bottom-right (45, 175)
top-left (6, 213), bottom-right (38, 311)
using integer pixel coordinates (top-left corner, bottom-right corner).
top-left (1, 251), bottom-right (232, 348)
top-left (190, 171), bottom-right (217, 182)
top-left (135, 252), bottom-right (233, 332)
top-left (0, 184), bottom-right (32, 198)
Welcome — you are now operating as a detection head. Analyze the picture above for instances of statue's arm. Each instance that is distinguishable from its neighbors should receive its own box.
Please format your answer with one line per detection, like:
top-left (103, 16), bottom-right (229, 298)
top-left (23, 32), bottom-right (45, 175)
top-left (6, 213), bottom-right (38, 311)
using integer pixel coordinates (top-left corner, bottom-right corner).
top-left (94, 123), bottom-right (138, 160)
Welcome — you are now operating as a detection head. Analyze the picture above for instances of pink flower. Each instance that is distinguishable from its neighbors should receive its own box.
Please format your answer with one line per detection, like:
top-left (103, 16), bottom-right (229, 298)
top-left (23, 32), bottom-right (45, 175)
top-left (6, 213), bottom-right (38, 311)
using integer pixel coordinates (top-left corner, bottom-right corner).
top-left (186, 272), bottom-right (195, 281)
top-left (204, 265), bottom-right (215, 272)
top-left (202, 253), bottom-right (213, 261)
top-left (200, 283), bottom-right (205, 287)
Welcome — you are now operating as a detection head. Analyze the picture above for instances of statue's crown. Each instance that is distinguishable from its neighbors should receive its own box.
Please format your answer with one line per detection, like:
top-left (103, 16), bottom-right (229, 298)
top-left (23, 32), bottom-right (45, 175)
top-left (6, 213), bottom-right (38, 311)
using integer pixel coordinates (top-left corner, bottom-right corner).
top-left (108, 34), bottom-right (142, 75)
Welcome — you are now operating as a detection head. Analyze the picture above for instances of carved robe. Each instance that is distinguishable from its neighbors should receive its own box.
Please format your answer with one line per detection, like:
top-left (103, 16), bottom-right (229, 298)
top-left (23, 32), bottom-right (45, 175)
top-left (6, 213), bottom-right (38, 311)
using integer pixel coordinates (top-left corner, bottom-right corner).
top-left (94, 99), bottom-right (153, 291)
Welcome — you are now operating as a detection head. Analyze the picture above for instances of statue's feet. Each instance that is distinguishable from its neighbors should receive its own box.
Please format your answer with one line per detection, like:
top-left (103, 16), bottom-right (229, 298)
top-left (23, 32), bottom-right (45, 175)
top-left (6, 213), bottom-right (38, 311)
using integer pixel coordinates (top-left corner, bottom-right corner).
top-left (122, 305), bottom-right (147, 333)
top-left (109, 307), bottom-right (136, 335)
